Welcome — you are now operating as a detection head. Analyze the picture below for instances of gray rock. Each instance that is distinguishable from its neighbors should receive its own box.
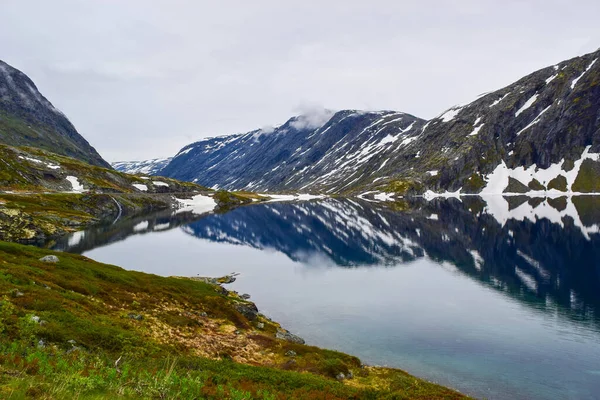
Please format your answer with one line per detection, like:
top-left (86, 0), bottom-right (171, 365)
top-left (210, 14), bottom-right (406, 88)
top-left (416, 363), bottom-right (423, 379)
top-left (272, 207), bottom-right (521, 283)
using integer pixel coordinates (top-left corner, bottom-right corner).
top-left (127, 313), bottom-right (144, 321)
top-left (39, 255), bottom-right (60, 263)
top-left (234, 302), bottom-right (259, 321)
top-left (37, 339), bottom-right (45, 348)
top-left (240, 293), bottom-right (251, 300)
top-left (256, 322), bottom-right (265, 329)
top-left (285, 350), bottom-right (297, 357)
top-left (346, 370), bottom-right (354, 379)
top-left (275, 329), bottom-right (305, 344)
top-left (199, 312), bottom-right (208, 317)
top-left (30, 315), bottom-right (40, 323)
top-left (39, 320), bottom-right (48, 326)
top-left (67, 339), bottom-right (77, 345)
top-left (336, 372), bottom-right (346, 381)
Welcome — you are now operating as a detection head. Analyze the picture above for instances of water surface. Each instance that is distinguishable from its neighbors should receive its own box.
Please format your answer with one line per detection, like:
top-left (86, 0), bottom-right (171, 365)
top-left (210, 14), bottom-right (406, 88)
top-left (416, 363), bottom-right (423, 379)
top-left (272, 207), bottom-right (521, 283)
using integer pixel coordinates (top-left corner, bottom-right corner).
top-left (54, 196), bottom-right (600, 400)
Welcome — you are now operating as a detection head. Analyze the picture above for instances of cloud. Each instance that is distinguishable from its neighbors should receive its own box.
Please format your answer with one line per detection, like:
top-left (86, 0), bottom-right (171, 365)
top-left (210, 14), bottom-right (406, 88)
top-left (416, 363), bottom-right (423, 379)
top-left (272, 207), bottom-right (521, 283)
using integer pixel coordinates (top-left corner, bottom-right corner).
top-left (289, 104), bottom-right (335, 131)
top-left (1, 1), bottom-right (599, 160)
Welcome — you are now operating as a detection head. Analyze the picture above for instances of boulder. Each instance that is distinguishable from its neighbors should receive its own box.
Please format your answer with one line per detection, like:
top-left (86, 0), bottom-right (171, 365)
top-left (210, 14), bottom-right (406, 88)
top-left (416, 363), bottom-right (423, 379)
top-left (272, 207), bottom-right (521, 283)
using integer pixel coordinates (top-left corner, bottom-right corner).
top-left (39, 255), bottom-right (59, 263)
top-left (276, 329), bottom-right (305, 344)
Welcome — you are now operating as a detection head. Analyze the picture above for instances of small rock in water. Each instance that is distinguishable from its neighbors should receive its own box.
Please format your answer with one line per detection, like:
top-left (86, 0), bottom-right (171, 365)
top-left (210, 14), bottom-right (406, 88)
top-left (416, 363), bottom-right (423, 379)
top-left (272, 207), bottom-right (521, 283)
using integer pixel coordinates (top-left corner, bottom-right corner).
top-left (285, 350), bottom-right (297, 357)
top-left (240, 293), bottom-right (251, 300)
top-left (39, 255), bottom-right (59, 263)
top-left (336, 372), bottom-right (346, 381)
top-left (276, 329), bottom-right (305, 345)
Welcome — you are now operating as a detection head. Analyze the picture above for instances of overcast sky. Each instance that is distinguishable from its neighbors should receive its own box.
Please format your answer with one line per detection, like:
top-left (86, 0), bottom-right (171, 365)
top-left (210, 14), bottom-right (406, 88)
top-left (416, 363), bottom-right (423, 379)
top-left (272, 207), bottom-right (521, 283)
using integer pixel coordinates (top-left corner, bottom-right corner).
top-left (1, 1), bottom-right (599, 161)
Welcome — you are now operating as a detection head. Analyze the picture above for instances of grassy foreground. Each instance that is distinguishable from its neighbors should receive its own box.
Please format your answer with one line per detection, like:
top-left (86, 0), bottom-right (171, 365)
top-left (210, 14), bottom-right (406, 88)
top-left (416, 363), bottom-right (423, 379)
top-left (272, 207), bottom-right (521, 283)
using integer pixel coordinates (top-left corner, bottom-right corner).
top-left (0, 241), bottom-right (466, 399)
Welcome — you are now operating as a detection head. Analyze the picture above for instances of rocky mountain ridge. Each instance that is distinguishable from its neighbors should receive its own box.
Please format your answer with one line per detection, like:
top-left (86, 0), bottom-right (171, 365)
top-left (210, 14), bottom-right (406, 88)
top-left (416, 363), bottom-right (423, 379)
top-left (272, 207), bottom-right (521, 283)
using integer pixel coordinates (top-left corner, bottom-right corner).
top-left (0, 60), bottom-right (110, 168)
top-left (152, 48), bottom-right (600, 196)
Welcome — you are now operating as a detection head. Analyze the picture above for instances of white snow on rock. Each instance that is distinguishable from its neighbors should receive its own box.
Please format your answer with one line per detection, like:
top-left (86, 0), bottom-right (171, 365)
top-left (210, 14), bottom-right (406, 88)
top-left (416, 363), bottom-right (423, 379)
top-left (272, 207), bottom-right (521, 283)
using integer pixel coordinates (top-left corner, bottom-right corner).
top-left (132, 183), bottom-right (148, 191)
top-left (545, 73), bottom-right (558, 84)
top-left (480, 145), bottom-right (600, 194)
top-left (489, 93), bottom-right (510, 108)
top-left (66, 176), bottom-right (85, 193)
top-left (18, 156), bottom-right (60, 170)
top-left (175, 194), bottom-right (217, 215)
top-left (438, 106), bottom-right (462, 122)
top-left (133, 221), bottom-right (149, 232)
top-left (469, 123), bottom-right (485, 136)
top-left (515, 106), bottom-right (552, 136)
top-left (571, 58), bottom-right (597, 89)
top-left (515, 94), bottom-right (538, 117)
top-left (152, 181), bottom-right (169, 187)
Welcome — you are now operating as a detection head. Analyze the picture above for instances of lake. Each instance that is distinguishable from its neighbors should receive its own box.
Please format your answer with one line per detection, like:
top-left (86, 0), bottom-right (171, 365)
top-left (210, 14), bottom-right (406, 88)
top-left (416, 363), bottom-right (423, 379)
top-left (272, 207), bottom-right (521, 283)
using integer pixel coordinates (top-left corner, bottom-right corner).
top-left (52, 195), bottom-right (600, 400)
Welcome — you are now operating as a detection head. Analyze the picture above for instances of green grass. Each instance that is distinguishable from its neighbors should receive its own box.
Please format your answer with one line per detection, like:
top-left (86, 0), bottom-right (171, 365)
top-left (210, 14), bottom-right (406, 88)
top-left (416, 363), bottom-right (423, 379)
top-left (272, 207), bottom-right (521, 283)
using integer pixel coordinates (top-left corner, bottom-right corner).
top-left (0, 241), bottom-right (467, 399)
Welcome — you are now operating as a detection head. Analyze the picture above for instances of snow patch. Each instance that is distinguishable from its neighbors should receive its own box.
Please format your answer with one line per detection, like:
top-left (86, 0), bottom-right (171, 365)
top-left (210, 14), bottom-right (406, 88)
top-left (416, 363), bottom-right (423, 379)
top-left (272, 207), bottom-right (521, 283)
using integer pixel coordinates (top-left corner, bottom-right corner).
top-left (66, 176), bottom-right (85, 193)
top-left (515, 94), bottom-right (538, 117)
top-left (175, 194), bottom-right (217, 215)
top-left (132, 183), bottom-right (148, 191)
top-left (571, 58), bottom-right (597, 89)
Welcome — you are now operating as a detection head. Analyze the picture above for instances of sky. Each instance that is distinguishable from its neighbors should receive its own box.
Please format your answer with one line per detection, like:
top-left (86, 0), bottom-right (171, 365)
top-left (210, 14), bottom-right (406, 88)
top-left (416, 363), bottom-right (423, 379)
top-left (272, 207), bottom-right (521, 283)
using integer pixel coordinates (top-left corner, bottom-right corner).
top-left (0, 1), bottom-right (599, 162)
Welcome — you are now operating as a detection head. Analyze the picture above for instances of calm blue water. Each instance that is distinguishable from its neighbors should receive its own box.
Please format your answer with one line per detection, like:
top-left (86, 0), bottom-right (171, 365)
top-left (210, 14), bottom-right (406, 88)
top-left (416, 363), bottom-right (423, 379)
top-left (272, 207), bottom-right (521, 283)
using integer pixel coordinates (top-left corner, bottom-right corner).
top-left (54, 196), bottom-right (600, 400)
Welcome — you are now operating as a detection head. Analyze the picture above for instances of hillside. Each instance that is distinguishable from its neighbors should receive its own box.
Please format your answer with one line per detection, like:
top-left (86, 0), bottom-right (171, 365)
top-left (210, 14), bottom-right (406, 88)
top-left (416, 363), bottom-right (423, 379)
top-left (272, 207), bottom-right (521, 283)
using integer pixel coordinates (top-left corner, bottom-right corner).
top-left (0, 143), bottom-right (215, 242)
top-left (156, 49), bottom-right (600, 196)
top-left (0, 60), bottom-right (109, 168)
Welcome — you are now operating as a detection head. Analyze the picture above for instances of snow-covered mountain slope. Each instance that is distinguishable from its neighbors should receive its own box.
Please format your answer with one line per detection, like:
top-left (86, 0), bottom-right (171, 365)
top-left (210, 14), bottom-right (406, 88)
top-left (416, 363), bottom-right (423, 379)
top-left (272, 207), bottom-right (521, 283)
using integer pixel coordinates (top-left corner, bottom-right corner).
top-left (161, 110), bottom-right (425, 191)
top-left (160, 48), bottom-right (600, 195)
top-left (112, 157), bottom-right (172, 175)
top-left (0, 60), bottom-right (110, 168)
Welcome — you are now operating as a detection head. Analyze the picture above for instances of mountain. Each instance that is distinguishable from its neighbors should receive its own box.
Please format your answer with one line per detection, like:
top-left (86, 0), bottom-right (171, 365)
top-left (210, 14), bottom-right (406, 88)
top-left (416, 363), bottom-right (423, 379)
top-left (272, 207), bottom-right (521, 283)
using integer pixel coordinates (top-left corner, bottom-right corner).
top-left (112, 157), bottom-right (172, 175)
top-left (0, 143), bottom-right (202, 194)
top-left (160, 49), bottom-right (600, 195)
top-left (0, 60), bottom-right (110, 168)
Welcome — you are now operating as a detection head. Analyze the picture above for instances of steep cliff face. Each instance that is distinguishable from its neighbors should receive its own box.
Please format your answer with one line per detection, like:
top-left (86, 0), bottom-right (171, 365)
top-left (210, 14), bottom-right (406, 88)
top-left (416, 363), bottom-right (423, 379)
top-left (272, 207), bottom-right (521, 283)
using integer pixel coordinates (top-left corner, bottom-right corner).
top-left (0, 60), bottom-right (110, 168)
top-left (156, 49), bottom-right (600, 195)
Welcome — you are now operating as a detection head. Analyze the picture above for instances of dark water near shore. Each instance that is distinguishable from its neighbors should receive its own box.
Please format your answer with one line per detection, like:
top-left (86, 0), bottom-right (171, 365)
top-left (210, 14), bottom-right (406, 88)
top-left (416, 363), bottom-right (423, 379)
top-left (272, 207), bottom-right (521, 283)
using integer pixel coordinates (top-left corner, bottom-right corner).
top-left (53, 196), bottom-right (600, 400)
